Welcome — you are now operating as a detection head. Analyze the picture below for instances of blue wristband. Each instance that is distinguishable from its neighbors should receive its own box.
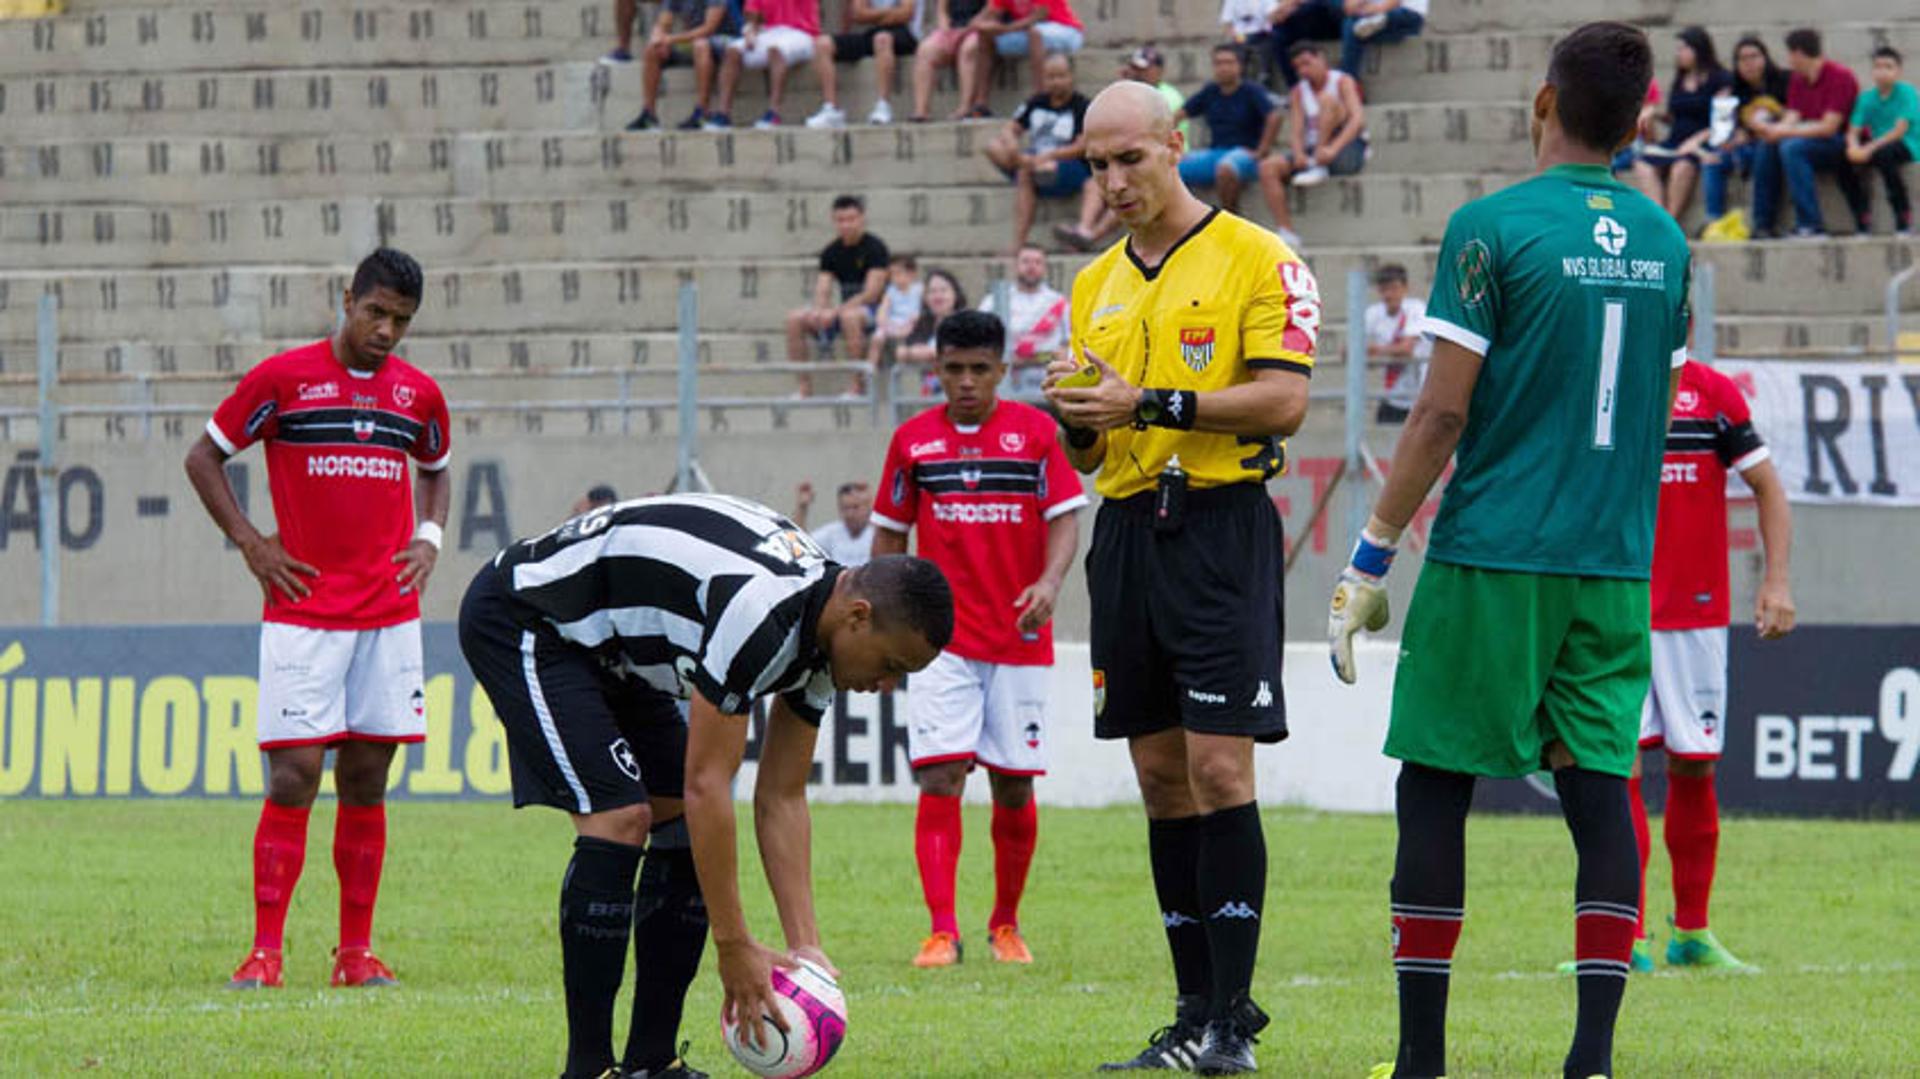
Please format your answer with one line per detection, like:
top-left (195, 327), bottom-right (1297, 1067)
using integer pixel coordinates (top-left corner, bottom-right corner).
top-left (1351, 532), bottom-right (1397, 578)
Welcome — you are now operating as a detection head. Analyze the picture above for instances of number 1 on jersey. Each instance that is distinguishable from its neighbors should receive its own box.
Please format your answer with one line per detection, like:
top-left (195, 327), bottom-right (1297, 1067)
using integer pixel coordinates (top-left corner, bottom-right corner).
top-left (1593, 299), bottom-right (1625, 449)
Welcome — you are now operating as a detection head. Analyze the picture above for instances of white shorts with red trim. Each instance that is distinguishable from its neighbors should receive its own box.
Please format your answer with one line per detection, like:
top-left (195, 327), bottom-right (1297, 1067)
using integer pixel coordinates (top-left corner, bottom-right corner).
top-left (906, 650), bottom-right (1048, 775)
top-left (1639, 626), bottom-right (1728, 759)
top-left (257, 620), bottom-right (427, 749)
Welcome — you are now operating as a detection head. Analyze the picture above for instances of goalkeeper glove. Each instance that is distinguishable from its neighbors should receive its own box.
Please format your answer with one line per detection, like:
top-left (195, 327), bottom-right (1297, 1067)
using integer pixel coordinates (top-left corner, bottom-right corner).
top-left (1328, 530), bottom-right (1396, 685)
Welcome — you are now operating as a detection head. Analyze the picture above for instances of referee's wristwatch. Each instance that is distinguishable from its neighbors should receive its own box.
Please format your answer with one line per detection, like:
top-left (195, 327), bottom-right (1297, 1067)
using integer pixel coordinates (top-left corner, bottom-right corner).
top-left (1133, 388), bottom-right (1197, 431)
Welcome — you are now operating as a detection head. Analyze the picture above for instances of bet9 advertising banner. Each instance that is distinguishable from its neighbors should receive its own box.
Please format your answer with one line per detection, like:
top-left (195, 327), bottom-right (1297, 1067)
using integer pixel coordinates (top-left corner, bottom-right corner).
top-left (1473, 626), bottom-right (1920, 818)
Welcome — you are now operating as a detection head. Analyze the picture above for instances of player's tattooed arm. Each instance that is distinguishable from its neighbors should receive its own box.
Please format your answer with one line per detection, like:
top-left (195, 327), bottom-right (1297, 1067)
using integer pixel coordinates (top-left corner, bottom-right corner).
top-left (686, 691), bottom-right (797, 1049)
top-left (184, 434), bottom-right (317, 605)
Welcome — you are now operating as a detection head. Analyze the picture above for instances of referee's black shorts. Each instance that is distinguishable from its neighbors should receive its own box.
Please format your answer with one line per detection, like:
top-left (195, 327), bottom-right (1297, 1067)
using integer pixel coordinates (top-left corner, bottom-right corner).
top-left (457, 566), bottom-right (688, 814)
top-left (1087, 481), bottom-right (1288, 743)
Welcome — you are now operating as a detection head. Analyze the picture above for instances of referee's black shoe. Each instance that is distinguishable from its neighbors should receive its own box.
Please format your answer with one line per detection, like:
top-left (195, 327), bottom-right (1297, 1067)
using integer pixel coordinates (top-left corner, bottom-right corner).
top-left (1097, 995), bottom-right (1207, 1071)
top-left (1192, 995), bottom-right (1270, 1076)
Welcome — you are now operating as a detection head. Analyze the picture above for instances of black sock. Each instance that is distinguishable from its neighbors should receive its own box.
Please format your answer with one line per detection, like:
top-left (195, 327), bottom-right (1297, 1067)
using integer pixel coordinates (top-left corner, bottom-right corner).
top-left (1147, 815), bottom-right (1212, 1018)
top-left (560, 835), bottom-right (643, 1079)
top-left (623, 819), bottom-right (709, 1073)
top-left (1555, 768), bottom-right (1640, 1079)
top-left (1391, 763), bottom-right (1476, 1079)
top-left (1195, 801), bottom-right (1266, 1021)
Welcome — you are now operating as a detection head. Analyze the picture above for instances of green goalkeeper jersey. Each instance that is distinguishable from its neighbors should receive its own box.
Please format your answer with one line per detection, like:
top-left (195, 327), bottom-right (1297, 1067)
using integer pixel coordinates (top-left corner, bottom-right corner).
top-left (1421, 162), bottom-right (1692, 580)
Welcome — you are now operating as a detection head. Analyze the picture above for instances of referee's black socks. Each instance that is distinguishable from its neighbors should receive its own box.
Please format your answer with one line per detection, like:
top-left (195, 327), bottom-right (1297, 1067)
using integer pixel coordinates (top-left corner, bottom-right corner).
top-left (1147, 814), bottom-right (1212, 1019)
top-left (560, 835), bottom-right (643, 1079)
top-left (623, 818), bottom-right (709, 1075)
top-left (1195, 801), bottom-right (1266, 1022)
top-left (1555, 767), bottom-right (1639, 1079)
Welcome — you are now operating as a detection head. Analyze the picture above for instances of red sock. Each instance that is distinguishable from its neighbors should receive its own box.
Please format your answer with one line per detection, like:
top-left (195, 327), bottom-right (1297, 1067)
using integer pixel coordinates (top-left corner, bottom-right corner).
top-left (914, 793), bottom-right (963, 937)
top-left (988, 798), bottom-right (1038, 931)
top-left (252, 801), bottom-right (311, 951)
top-left (1627, 774), bottom-right (1650, 939)
top-left (1575, 901), bottom-right (1639, 976)
top-left (1664, 771), bottom-right (1719, 932)
top-left (334, 803), bottom-right (388, 950)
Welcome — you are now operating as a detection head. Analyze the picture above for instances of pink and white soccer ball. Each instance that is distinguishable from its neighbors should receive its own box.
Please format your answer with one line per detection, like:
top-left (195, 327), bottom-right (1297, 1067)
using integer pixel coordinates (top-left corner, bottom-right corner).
top-left (721, 958), bottom-right (848, 1078)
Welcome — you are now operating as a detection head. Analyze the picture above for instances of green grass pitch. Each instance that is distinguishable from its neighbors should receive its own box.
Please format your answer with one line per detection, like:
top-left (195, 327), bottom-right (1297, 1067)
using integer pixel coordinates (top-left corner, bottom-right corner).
top-left (1, 801), bottom-right (1913, 1076)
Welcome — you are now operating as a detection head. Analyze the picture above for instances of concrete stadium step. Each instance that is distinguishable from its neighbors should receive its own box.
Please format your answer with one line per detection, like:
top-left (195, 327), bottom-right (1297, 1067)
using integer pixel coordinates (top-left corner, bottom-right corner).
top-left (0, 237), bottom-right (1906, 346)
top-left (25, 171), bottom-right (1909, 271)
top-left (0, 104), bottom-right (1535, 205)
top-left (42, 0), bottom-right (1920, 71)
top-left (14, 22), bottom-right (1916, 144)
top-left (0, 174), bottom-right (1526, 268)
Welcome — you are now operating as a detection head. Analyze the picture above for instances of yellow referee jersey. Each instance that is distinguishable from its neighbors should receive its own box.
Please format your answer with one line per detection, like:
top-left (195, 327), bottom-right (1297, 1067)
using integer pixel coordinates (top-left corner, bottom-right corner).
top-left (1069, 209), bottom-right (1320, 501)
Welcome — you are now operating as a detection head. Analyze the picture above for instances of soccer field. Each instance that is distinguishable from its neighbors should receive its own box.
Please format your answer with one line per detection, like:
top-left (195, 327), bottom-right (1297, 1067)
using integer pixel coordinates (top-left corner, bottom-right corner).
top-left (1, 801), bottom-right (1913, 1077)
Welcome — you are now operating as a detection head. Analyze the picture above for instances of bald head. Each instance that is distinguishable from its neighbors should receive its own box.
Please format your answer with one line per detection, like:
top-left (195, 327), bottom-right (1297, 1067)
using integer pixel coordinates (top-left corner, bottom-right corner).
top-left (1087, 79), bottom-right (1176, 141)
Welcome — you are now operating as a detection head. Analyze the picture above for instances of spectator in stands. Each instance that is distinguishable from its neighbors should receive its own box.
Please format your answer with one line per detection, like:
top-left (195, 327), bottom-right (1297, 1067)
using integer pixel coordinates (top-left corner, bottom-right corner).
top-left (1843, 47), bottom-right (1920, 236)
top-left (794, 481), bottom-right (876, 566)
top-left (821, 0), bottom-right (923, 125)
top-left (1338, 0), bottom-right (1426, 79)
top-left (1266, 0), bottom-right (1342, 89)
top-left (910, 0), bottom-right (989, 121)
top-left (899, 269), bottom-right (970, 396)
top-left (1364, 263), bottom-right (1430, 424)
top-left (602, 0), bottom-right (641, 64)
top-left (1611, 79), bottom-right (1663, 175)
top-left (708, 0), bottom-right (842, 129)
top-left (869, 254), bottom-right (927, 368)
top-left (786, 195), bottom-right (890, 396)
top-left (1701, 36), bottom-right (1791, 231)
top-left (1175, 44), bottom-right (1281, 215)
top-left (985, 55), bottom-right (1091, 249)
top-left (1626, 28), bottom-right (1733, 220)
top-left (572, 485), bottom-right (622, 515)
top-left (958, 0), bottom-right (1085, 117)
top-left (627, 0), bottom-right (736, 130)
top-left (1055, 46), bottom-right (1183, 250)
top-left (1220, 0), bottom-right (1278, 85)
top-left (1259, 41), bottom-right (1367, 245)
top-left (979, 245), bottom-right (1069, 396)
top-left (1748, 28), bottom-right (1862, 239)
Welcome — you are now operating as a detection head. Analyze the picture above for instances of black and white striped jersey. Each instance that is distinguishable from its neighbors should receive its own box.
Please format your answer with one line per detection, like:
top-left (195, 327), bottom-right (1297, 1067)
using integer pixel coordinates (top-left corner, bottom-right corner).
top-left (492, 493), bottom-right (840, 720)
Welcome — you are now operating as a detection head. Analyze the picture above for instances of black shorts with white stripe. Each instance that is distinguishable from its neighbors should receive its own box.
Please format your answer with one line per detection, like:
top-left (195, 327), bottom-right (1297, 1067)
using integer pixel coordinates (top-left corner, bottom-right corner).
top-left (459, 565), bottom-right (688, 814)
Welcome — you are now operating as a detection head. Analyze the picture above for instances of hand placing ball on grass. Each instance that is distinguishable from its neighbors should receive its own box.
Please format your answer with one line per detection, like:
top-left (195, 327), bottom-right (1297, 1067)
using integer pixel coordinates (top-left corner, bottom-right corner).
top-left (722, 958), bottom-right (848, 1078)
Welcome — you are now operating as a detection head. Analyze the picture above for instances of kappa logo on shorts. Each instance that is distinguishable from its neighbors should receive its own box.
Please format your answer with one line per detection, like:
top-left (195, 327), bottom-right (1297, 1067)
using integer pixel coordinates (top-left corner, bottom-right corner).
top-left (1252, 681), bottom-right (1274, 709)
top-left (609, 738), bottom-right (641, 782)
top-left (1091, 669), bottom-right (1106, 716)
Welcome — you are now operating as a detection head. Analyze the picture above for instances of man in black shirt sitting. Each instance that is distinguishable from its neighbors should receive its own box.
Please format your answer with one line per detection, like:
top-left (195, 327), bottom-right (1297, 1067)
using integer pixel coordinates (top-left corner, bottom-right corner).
top-left (784, 194), bottom-right (891, 397)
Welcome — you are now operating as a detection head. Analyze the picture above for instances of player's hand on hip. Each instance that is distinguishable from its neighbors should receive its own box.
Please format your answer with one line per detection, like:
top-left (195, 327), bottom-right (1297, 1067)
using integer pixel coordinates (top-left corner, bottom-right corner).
top-left (1328, 530), bottom-right (1397, 685)
top-left (717, 937), bottom-right (796, 1050)
top-left (1049, 347), bottom-right (1142, 431)
top-left (1755, 580), bottom-right (1796, 640)
top-left (241, 533), bottom-right (318, 606)
top-left (392, 540), bottom-right (438, 596)
top-left (1013, 578), bottom-right (1059, 634)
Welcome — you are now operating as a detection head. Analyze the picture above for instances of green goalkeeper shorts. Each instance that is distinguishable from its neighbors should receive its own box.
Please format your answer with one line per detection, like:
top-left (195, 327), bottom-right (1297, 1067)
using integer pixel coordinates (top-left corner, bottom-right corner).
top-left (1385, 560), bottom-right (1651, 779)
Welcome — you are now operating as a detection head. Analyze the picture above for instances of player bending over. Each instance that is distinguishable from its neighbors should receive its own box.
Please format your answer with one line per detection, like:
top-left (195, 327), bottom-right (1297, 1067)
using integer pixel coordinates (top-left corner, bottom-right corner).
top-left (186, 248), bottom-right (452, 992)
top-left (460, 494), bottom-right (951, 1079)
top-left (1327, 22), bottom-right (1688, 1079)
top-left (871, 310), bottom-right (1088, 968)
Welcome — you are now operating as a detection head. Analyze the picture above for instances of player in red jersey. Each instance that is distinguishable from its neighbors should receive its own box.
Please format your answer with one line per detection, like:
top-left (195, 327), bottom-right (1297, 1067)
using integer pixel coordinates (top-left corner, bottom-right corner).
top-left (184, 249), bottom-right (453, 990)
top-left (1630, 358), bottom-right (1793, 972)
top-left (871, 309), bottom-right (1088, 967)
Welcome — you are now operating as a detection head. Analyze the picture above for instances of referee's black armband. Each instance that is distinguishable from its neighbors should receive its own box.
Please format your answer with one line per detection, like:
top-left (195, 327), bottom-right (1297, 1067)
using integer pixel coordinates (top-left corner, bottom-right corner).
top-left (1134, 388), bottom-right (1197, 431)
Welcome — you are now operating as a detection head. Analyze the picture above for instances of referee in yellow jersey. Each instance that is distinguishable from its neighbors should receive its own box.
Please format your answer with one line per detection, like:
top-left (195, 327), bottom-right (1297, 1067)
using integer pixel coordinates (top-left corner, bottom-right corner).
top-left (1044, 80), bottom-right (1319, 1076)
